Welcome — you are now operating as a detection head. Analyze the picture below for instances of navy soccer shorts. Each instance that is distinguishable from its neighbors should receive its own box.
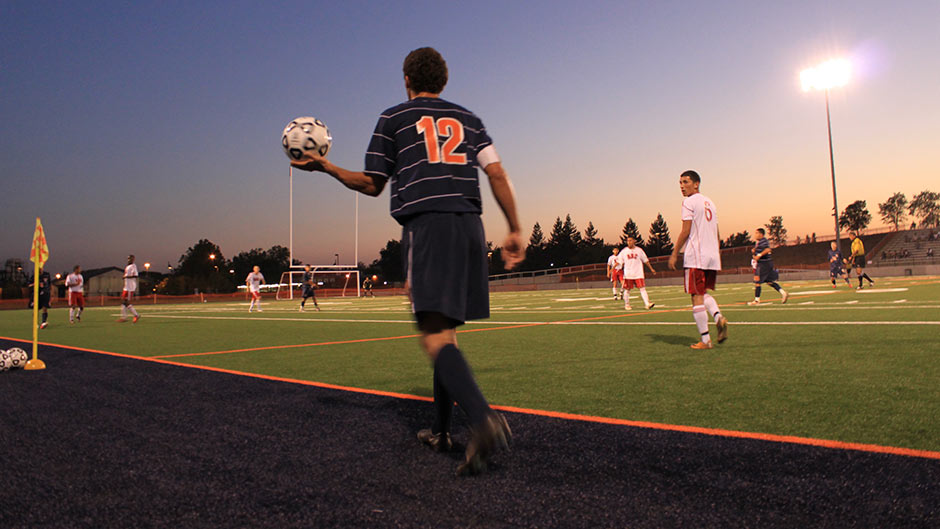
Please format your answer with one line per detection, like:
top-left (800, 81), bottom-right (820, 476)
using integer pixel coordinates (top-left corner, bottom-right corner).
top-left (402, 212), bottom-right (489, 326)
top-left (755, 261), bottom-right (779, 283)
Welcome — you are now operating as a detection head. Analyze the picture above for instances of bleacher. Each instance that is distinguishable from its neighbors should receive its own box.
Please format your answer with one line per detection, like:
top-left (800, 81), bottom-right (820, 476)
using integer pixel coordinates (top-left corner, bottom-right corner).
top-left (873, 228), bottom-right (940, 266)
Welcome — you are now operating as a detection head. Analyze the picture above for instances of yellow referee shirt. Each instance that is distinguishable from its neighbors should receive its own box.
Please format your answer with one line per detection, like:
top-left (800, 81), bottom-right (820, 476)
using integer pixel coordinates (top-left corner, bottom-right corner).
top-left (851, 237), bottom-right (865, 257)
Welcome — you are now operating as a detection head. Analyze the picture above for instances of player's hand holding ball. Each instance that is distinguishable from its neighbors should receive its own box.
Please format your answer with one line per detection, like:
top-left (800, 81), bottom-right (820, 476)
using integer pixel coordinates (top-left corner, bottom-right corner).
top-left (282, 117), bottom-right (332, 172)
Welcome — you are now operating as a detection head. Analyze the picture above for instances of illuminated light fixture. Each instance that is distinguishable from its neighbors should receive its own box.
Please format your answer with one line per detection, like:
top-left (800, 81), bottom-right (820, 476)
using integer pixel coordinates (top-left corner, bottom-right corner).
top-left (800, 58), bottom-right (851, 92)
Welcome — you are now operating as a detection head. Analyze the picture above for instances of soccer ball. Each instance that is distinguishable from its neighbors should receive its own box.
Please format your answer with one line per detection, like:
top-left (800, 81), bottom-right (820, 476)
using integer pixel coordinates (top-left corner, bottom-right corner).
top-left (282, 117), bottom-right (332, 161)
top-left (0, 351), bottom-right (9, 372)
top-left (7, 347), bottom-right (27, 368)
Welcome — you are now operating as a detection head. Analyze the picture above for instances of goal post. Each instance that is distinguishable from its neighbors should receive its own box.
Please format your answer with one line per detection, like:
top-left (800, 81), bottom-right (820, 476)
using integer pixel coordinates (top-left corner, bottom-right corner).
top-left (276, 265), bottom-right (361, 300)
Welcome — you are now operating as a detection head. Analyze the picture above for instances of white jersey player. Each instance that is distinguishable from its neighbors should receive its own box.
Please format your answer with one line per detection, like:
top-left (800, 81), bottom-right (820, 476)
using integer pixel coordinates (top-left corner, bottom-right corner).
top-left (246, 266), bottom-right (265, 312)
top-left (617, 237), bottom-right (657, 310)
top-left (65, 265), bottom-right (85, 323)
top-left (668, 170), bottom-right (727, 350)
top-left (119, 255), bottom-right (140, 323)
top-left (606, 248), bottom-right (624, 299)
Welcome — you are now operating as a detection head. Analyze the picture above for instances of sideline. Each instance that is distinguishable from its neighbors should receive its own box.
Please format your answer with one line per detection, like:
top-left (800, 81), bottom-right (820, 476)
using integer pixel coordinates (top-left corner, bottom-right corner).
top-left (2, 335), bottom-right (938, 462)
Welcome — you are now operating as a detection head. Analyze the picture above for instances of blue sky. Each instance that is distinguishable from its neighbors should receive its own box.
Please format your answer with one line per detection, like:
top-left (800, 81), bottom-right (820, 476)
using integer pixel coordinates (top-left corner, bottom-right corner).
top-left (2, 0), bottom-right (938, 273)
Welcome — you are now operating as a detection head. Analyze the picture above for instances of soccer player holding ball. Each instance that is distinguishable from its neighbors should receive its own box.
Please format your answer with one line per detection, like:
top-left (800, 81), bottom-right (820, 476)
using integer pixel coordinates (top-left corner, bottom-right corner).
top-left (291, 47), bottom-right (522, 476)
top-left (669, 171), bottom-right (728, 349)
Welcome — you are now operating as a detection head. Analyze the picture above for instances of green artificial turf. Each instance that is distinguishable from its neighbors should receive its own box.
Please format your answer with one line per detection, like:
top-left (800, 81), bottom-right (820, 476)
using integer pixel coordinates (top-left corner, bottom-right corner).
top-left (2, 276), bottom-right (938, 452)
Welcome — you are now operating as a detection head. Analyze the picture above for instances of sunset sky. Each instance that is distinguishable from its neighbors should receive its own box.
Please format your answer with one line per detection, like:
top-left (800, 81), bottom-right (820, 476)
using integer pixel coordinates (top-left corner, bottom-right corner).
top-left (2, 0), bottom-right (938, 273)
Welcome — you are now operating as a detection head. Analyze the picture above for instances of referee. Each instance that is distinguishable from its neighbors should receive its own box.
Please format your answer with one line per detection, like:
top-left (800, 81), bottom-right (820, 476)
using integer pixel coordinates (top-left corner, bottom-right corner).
top-left (848, 231), bottom-right (875, 289)
top-left (291, 47), bottom-right (522, 476)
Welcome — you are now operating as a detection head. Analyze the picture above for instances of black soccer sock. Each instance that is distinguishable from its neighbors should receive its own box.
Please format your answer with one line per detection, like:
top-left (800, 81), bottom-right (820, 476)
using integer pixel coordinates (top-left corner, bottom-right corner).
top-left (768, 282), bottom-right (782, 292)
top-left (434, 344), bottom-right (490, 426)
top-left (859, 276), bottom-right (863, 287)
top-left (831, 278), bottom-right (836, 286)
top-left (42, 311), bottom-right (48, 323)
top-left (863, 273), bottom-right (873, 284)
top-left (754, 285), bottom-right (762, 298)
top-left (432, 362), bottom-right (453, 434)
top-left (301, 299), bottom-right (306, 307)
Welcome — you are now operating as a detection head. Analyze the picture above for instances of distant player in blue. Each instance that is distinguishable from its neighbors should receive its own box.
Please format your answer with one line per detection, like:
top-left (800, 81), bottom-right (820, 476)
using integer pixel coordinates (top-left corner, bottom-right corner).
top-left (300, 264), bottom-right (319, 312)
top-left (748, 228), bottom-right (788, 305)
top-left (291, 47), bottom-right (523, 476)
top-left (828, 241), bottom-right (851, 288)
top-left (28, 270), bottom-right (52, 329)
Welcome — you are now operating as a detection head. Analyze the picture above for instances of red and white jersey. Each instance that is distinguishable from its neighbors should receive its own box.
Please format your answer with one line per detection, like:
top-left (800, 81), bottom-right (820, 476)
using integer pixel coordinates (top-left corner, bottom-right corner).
top-left (680, 192), bottom-right (721, 270)
top-left (65, 273), bottom-right (84, 292)
top-left (246, 272), bottom-right (265, 292)
top-left (607, 254), bottom-right (623, 271)
top-left (123, 264), bottom-right (139, 291)
top-left (617, 246), bottom-right (649, 280)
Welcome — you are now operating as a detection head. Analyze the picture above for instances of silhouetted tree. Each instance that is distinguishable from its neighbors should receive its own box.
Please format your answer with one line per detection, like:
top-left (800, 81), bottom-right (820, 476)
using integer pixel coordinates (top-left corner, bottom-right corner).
top-left (620, 218), bottom-right (644, 248)
top-left (839, 200), bottom-right (872, 233)
top-left (646, 214), bottom-right (673, 257)
top-left (765, 216), bottom-right (788, 246)
top-left (878, 192), bottom-right (908, 231)
top-left (909, 190), bottom-right (940, 228)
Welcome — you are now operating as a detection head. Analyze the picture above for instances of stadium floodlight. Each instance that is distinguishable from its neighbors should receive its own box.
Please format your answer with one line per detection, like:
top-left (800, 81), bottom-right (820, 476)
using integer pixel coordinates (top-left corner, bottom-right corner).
top-left (800, 57), bottom-right (851, 249)
top-left (144, 262), bottom-right (151, 271)
top-left (800, 58), bottom-right (851, 92)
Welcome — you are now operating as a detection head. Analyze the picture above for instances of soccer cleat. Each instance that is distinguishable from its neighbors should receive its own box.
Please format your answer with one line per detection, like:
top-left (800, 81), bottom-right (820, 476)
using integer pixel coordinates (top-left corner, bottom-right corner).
top-left (316, 306), bottom-right (321, 312)
top-left (39, 322), bottom-right (48, 329)
top-left (716, 316), bottom-right (729, 343)
top-left (456, 412), bottom-right (512, 477)
top-left (299, 306), bottom-right (304, 312)
top-left (133, 315), bottom-right (140, 323)
top-left (117, 318), bottom-right (127, 323)
top-left (690, 341), bottom-right (713, 350)
top-left (646, 303), bottom-right (655, 310)
top-left (417, 429), bottom-right (453, 453)
top-left (624, 305), bottom-right (632, 311)
top-left (781, 290), bottom-right (789, 304)
top-left (747, 300), bottom-right (761, 306)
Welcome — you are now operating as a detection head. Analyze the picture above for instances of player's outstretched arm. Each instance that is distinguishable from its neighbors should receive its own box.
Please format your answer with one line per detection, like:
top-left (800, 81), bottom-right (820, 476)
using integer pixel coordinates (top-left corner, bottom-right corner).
top-left (669, 220), bottom-right (693, 270)
top-left (291, 154), bottom-right (386, 197)
top-left (484, 162), bottom-right (523, 270)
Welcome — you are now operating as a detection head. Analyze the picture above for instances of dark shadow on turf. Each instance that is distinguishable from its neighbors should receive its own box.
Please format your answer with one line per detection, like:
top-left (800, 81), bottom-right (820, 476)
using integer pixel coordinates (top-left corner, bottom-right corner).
top-left (1, 338), bottom-right (937, 529)
top-left (646, 333), bottom-right (698, 345)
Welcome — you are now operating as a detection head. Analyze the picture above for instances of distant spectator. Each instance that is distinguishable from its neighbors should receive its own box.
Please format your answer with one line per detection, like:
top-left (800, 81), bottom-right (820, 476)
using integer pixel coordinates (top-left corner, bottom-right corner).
top-left (811, 232), bottom-right (816, 243)
top-left (882, 251), bottom-right (887, 260)
top-left (927, 248), bottom-right (934, 258)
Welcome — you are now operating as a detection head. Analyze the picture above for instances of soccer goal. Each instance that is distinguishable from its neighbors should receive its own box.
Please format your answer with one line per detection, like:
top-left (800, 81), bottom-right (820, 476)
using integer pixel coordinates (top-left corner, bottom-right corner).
top-left (276, 265), bottom-right (360, 300)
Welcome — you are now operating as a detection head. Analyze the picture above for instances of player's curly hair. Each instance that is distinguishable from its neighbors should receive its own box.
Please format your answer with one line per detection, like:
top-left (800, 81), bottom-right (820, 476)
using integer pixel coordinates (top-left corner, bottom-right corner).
top-left (403, 47), bottom-right (448, 94)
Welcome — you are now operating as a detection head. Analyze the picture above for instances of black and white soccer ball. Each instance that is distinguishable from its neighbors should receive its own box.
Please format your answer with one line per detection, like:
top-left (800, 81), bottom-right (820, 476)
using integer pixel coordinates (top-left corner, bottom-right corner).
top-left (7, 347), bottom-right (27, 368)
top-left (282, 117), bottom-right (332, 161)
top-left (0, 350), bottom-right (9, 372)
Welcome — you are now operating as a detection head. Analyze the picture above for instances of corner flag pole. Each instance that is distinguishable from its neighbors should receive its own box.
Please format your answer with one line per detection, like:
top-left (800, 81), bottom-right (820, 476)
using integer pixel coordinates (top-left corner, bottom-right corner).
top-left (27, 217), bottom-right (48, 370)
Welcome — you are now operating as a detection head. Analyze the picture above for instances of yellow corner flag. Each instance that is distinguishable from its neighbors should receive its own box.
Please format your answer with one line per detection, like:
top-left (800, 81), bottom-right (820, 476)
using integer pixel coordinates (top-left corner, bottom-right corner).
top-left (26, 217), bottom-right (49, 370)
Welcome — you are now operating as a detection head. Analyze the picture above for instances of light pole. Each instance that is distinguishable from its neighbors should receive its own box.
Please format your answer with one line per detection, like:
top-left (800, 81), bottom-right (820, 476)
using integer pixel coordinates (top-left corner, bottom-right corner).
top-left (801, 58), bottom-right (850, 249)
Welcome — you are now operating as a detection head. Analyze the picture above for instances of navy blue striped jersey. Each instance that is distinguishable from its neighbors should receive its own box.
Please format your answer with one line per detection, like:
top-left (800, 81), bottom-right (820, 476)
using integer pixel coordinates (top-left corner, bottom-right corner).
top-left (828, 249), bottom-right (844, 269)
top-left (754, 237), bottom-right (772, 262)
top-left (364, 97), bottom-right (494, 224)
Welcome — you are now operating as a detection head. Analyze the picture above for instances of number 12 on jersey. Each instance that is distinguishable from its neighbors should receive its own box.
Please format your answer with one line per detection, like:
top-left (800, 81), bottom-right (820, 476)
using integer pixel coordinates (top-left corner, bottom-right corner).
top-left (415, 116), bottom-right (467, 165)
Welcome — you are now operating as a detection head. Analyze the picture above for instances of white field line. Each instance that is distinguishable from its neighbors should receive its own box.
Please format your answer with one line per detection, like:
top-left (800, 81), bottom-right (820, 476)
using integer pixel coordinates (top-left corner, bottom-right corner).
top-left (134, 314), bottom-right (940, 326)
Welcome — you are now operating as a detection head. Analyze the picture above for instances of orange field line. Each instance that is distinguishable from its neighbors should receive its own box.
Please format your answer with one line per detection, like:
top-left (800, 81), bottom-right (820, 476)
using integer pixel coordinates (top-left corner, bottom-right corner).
top-left (2, 334), bottom-right (938, 461)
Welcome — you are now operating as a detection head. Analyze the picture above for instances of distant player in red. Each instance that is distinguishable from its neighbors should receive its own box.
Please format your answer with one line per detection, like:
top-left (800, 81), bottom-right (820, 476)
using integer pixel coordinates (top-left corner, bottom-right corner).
top-left (669, 170), bottom-right (728, 349)
top-left (617, 237), bottom-right (656, 310)
top-left (607, 248), bottom-right (624, 299)
top-left (65, 265), bottom-right (85, 324)
top-left (119, 255), bottom-right (140, 323)
top-left (246, 266), bottom-right (265, 312)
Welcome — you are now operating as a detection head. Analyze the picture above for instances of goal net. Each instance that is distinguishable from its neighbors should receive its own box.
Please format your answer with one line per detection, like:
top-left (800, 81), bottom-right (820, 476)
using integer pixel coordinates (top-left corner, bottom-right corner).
top-left (276, 266), bottom-right (360, 300)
